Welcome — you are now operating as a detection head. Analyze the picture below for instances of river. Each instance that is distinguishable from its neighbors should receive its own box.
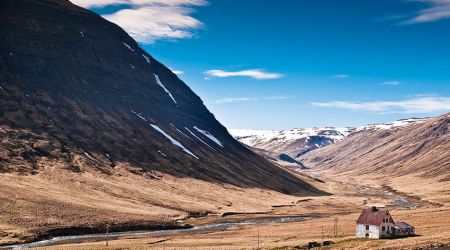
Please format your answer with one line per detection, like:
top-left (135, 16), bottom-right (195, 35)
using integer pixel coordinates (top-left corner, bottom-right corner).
top-left (2, 215), bottom-right (314, 249)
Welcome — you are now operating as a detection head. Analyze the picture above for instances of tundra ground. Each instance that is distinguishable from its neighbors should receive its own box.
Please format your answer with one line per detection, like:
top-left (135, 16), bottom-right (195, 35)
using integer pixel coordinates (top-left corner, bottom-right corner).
top-left (5, 168), bottom-right (450, 250)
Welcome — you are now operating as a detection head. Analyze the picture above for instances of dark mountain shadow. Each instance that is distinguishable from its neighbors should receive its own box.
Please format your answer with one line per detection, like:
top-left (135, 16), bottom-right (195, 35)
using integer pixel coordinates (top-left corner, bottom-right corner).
top-left (0, 0), bottom-right (325, 196)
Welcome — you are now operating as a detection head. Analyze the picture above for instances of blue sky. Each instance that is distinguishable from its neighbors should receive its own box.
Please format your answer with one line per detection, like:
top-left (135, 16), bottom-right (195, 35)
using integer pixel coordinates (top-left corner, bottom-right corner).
top-left (73, 0), bottom-right (450, 129)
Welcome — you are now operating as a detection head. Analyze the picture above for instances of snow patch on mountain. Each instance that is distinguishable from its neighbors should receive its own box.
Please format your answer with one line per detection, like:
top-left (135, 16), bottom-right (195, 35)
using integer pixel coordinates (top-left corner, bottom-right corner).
top-left (230, 117), bottom-right (430, 164)
top-left (170, 123), bottom-right (191, 139)
top-left (79, 148), bottom-right (96, 162)
top-left (142, 54), bottom-right (151, 64)
top-left (230, 127), bottom-right (353, 148)
top-left (150, 124), bottom-right (198, 159)
top-left (131, 110), bottom-right (147, 121)
top-left (153, 74), bottom-right (177, 105)
top-left (122, 42), bottom-right (134, 52)
top-left (356, 118), bottom-right (429, 131)
top-left (185, 127), bottom-right (214, 149)
top-left (194, 126), bottom-right (224, 147)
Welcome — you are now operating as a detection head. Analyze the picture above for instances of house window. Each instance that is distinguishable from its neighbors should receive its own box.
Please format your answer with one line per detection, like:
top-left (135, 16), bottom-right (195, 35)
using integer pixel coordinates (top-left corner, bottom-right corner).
top-left (365, 233), bottom-right (369, 238)
top-left (382, 226), bottom-right (385, 231)
top-left (366, 225), bottom-right (369, 230)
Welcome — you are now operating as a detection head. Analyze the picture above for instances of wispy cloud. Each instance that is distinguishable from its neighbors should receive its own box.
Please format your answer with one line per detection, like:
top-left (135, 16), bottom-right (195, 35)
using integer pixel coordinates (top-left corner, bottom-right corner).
top-left (70, 0), bottom-right (207, 43)
top-left (209, 97), bottom-right (258, 104)
top-left (265, 96), bottom-right (292, 100)
top-left (402, 0), bottom-right (450, 24)
top-left (204, 69), bottom-right (284, 80)
top-left (330, 74), bottom-right (350, 79)
top-left (311, 97), bottom-right (450, 114)
top-left (382, 81), bottom-right (401, 85)
top-left (210, 96), bottom-right (294, 104)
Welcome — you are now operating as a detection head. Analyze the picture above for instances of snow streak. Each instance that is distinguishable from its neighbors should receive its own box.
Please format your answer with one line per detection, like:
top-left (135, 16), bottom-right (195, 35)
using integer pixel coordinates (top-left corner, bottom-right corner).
top-left (151, 124), bottom-right (198, 159)
top-left (153, 74), bottom-right (177, 105)
top-left (122, 42), bottom-right (134, 52)
top-left (193, 126), bottom-right (224, 147)
top-left (185, 127), bottom-right (214, 149)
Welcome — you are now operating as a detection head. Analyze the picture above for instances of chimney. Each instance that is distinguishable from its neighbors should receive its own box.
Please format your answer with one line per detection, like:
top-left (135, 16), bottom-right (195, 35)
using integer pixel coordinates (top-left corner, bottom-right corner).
top-left (371, 206), bottom-right (378, 212)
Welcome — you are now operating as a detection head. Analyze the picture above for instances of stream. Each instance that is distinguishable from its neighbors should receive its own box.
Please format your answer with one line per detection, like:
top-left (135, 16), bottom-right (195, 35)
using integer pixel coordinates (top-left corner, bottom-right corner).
top-left (2, 215), bottom-right (313, 249)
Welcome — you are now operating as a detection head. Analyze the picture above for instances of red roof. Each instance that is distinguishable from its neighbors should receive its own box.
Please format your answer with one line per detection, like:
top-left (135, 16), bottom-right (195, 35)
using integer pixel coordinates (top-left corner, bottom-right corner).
top-left (356, 207), bottom-right (390, 225)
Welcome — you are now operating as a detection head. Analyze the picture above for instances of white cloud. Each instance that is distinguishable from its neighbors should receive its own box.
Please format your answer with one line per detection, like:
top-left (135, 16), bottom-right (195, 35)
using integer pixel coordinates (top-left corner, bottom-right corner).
top-left (403, 0), bottom-right (450, 24)
top-left (330, 74), bottom-right (350, 79)
top-left (311, 97), bottom-right (450, 114)
top-left (265, 96), bottom-right (292, 100)
top-left (70, 0), bottom-right (207, 43)
top-left (204, 69), bottom-right (283, 80)
top-left (70, 0), bottom-right (124, 8)
top-left (209, 96), bottom-right (293, 104)
top-left (210, 97), bottom-right (258, 104)
top-left (382, 81), bottom-right (401, 85)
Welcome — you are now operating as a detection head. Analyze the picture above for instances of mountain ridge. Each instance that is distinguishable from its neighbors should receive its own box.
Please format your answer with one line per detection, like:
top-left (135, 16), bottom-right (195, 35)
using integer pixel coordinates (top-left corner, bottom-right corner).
top-left (300, 113), bottom-right (450, 179)
top-left (229, 117), bottom-right (429, 166)
top-left (0, 0), bottom-right (321, 194)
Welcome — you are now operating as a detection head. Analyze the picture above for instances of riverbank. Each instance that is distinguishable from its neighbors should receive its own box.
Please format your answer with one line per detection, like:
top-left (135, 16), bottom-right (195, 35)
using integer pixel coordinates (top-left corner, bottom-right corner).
top-left (1, 215), bottom-right (315, 249)
top-left (7, 206), bottom-right (450, 250)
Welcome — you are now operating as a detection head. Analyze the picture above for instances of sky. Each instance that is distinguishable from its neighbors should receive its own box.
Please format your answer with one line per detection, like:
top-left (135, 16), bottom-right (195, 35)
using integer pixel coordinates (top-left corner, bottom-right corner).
top-left (71, 0), bottom-right (450, 130)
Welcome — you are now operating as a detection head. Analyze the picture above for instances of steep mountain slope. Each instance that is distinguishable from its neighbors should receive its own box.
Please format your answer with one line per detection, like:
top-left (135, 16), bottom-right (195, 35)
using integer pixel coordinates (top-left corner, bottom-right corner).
top-left (0, 0), bottom-right (323, 244)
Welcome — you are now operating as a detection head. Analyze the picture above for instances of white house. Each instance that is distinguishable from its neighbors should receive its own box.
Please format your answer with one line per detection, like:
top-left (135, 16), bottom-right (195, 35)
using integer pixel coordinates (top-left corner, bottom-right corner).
top-left (355, 207), bottom-right (415, 239)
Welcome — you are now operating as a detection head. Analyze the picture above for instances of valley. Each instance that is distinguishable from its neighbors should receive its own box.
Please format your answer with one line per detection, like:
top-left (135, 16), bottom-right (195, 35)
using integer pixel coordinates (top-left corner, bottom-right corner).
top-left (0, 0), bottom-right (449, 249)
top-left (3, 165), bottom-right (450, 249)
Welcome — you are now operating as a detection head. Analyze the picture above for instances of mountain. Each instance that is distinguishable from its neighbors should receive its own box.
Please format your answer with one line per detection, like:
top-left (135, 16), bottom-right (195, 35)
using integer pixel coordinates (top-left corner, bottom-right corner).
top-left (300, 114), bottom-right (449, 201)
top-left (300, 115), bottom-right (446, 176)
top-left (0, 0), bottom-right (322, 244)
top-left (230, 118), bottom-right (428, 167)
top-left (230, 127), bottom-right (354, 166)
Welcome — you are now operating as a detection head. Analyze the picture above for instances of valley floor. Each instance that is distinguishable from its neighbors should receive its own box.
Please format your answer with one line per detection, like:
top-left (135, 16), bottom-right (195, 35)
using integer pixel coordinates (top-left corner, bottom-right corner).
top-left (3, 168), bottom-right (450, 250)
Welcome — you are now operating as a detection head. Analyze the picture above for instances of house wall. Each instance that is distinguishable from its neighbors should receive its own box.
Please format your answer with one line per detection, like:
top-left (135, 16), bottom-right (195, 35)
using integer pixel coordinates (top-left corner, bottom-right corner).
top-left (379, 219), bottom-right (396, 238)
top-left (356, 211), bottom-right (396, 238)
top-left (356, 224), bottom-right (381, 239)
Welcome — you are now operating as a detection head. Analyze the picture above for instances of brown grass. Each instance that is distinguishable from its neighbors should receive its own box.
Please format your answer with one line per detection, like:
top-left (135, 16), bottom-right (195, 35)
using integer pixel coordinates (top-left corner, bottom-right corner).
top-left (30, 206), bottom-right (450, 250)
top-left (5, 168), bottom-right (448, 250)
top-left (0, 159), bottom-right (321, 245)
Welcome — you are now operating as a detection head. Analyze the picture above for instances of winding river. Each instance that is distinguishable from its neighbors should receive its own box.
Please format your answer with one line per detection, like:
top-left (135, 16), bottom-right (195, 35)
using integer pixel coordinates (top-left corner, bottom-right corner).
top-left (2, 215), bottom-right (314, 249)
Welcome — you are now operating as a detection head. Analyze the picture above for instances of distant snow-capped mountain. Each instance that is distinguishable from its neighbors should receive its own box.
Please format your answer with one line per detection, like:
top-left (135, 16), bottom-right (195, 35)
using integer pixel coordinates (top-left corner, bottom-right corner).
top-left (300, 114), bottom-right (449, 182)
top-left (229, 127), bottom-right (354, 167)
top-left (229, 118), bottom-right (429, 167)
top-left (356, 118), bottom-right (429, 131)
